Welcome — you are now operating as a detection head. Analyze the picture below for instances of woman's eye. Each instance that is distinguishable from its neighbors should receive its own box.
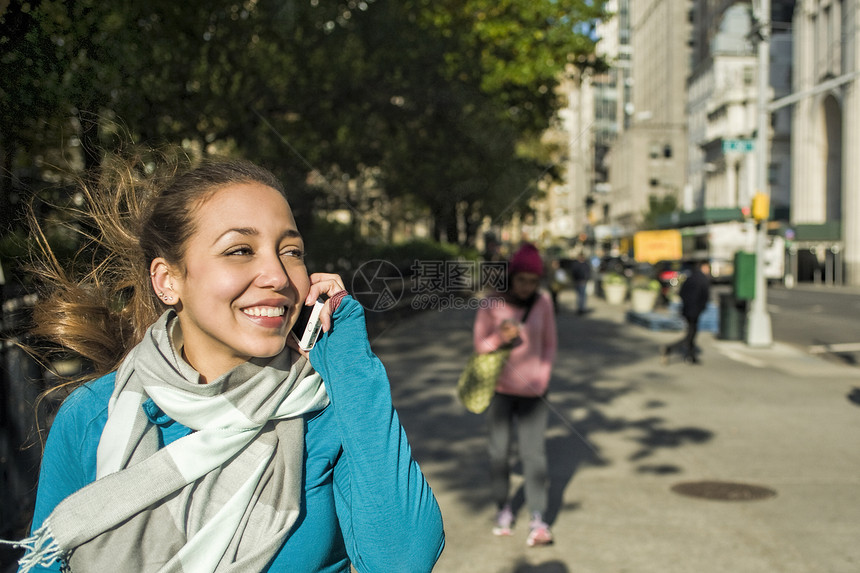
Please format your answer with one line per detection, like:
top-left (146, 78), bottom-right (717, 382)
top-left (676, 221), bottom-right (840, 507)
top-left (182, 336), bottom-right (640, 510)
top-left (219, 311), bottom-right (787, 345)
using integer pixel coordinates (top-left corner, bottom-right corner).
top-left (226, 246), bottom-right (252, 256)
top-left (281, 247), bottom-right (305, 260)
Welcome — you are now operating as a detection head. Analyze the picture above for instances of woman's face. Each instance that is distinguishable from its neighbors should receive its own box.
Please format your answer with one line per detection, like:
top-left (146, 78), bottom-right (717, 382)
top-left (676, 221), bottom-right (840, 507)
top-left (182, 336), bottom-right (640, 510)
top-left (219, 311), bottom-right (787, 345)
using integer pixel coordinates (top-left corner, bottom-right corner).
top-left (168, 182), bottom-right (310, 381)
top-left (512, 272), bottom-right (540, 300)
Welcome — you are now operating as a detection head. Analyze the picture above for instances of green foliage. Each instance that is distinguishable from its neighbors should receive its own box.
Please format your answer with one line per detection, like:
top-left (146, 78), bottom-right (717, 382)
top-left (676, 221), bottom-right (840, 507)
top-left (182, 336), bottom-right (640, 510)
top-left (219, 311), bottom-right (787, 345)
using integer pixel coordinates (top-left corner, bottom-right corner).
top-left (302, 217), bottom-right (478, 276)
top-left (602, 271), bottom-right (627, 286)
top-left (302, 217), bottom-right (374, 275)
top-left (370, 239), bottom-right (478, 274)
top-left (631, 275), bottom-right (661, 292)
top-left (1, 0), bottom-right (609, 255)
top-left (443, 0), bottom-right (606, 97)
top-left (642, 193), bottom-right (679, 230)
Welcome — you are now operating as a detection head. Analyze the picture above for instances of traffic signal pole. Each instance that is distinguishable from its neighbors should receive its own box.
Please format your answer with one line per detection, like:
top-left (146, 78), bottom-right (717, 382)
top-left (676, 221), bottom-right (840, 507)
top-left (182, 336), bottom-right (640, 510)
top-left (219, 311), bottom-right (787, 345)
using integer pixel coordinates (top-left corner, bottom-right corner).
top-left (747, 0), bottom-right (773, 347)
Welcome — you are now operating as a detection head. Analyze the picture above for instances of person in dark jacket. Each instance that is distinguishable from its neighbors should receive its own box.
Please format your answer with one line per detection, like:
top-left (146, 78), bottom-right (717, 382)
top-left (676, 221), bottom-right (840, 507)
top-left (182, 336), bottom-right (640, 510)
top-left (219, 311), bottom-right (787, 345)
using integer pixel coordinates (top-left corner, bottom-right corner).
top-left (661, 261), bottom-right (711, 364)
top-left (567, 253), bottom-right (592, 315)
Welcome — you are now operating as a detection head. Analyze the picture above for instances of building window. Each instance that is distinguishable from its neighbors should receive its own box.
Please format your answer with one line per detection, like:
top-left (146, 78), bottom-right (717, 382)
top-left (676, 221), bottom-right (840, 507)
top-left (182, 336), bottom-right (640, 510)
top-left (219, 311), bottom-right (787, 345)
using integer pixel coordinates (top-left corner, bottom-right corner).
top-left (650, 178), bottom-right (659, 187)
top-left (768, 163), bottom-right (779, 184)
top-left (663, 144), bottom-right (673, 158)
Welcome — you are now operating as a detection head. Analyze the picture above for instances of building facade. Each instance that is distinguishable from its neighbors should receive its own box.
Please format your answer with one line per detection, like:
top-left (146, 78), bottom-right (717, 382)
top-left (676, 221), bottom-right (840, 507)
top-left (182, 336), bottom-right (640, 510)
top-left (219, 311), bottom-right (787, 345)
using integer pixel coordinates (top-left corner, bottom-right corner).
top-left (792, 0), bottom-right (860, 284)
top-left (606, 0), bottom-right (692, 235)
top-left (532, 0), bottom-right (860, 286)
top-left (687, 2), bottom-right (793, 214)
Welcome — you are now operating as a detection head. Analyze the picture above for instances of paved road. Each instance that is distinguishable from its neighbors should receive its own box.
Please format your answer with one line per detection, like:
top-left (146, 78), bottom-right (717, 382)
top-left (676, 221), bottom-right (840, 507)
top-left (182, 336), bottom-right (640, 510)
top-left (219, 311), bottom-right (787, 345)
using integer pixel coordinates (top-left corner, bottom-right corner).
top-left (370, 289), bottom-right (860, 573)
top-left (767, 284), bottom-right (860, 365)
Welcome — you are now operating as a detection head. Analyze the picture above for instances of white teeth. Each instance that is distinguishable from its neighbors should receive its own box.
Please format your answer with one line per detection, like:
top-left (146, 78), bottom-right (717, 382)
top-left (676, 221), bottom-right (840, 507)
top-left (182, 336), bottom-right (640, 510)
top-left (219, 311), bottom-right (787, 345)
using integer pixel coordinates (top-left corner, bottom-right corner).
top-left (243, 306), bottom-right (285, 318)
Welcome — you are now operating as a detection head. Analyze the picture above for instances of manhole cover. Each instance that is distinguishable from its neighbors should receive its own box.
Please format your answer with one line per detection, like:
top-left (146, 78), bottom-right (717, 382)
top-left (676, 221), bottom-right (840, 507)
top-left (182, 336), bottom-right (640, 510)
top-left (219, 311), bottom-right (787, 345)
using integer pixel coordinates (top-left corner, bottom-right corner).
top-left (671, 480), bottom-right (776, 501)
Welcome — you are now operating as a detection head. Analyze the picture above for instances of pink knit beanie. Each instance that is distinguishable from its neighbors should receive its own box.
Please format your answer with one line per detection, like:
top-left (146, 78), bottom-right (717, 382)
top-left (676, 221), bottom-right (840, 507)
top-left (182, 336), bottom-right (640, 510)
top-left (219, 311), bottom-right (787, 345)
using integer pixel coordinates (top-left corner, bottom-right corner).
top-left (509, 242), bottom-right (544, 276)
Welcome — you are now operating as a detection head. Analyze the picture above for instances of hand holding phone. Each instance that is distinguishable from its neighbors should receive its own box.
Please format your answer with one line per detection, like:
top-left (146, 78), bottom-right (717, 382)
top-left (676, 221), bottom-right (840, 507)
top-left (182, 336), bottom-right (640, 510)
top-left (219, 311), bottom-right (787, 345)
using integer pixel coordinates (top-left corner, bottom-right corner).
top-left (291, 294), bottom-right (329, 351)
top-left (500, 319), bottom-right (521, 342)
top-left (305, 272), bottom-right (348, 333)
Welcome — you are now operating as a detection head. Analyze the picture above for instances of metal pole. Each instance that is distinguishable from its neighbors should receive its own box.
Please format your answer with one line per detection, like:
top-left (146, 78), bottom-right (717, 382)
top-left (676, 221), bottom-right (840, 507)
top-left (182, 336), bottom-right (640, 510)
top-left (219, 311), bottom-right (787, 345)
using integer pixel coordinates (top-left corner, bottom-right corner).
top-left (747, 0), bottom-right (773, 347)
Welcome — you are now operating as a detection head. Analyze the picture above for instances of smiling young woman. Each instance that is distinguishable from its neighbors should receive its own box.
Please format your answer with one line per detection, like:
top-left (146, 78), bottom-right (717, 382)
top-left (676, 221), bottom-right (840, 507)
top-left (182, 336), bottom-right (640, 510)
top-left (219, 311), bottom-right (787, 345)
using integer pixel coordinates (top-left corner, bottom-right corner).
top-left (5, 150), bottom-right (444, 572)
top-left (152, 181), bottom-right (312, 383)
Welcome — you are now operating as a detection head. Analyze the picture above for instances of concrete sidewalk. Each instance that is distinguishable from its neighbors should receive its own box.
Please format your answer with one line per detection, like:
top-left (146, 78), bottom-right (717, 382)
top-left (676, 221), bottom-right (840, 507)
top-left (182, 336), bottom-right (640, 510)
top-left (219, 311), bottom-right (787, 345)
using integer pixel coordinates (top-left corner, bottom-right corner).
top-left (371, 290), bottom-right (860, 573)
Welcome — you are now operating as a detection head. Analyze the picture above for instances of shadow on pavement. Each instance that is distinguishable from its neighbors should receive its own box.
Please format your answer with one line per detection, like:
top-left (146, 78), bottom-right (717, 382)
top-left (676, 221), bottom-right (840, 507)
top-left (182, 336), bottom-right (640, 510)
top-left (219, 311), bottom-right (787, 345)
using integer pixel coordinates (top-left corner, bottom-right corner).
top-left (371, 300), bottom-right (714, 526)
top-left (512, 558), bottom-right (569, 572)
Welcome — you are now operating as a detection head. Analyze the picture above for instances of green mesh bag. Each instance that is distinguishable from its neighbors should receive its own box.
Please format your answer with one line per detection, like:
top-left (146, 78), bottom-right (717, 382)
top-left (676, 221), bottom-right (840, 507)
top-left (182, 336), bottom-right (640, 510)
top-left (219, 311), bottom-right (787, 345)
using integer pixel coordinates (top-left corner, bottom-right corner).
top-left (456, 348), bottom-right (512, 414)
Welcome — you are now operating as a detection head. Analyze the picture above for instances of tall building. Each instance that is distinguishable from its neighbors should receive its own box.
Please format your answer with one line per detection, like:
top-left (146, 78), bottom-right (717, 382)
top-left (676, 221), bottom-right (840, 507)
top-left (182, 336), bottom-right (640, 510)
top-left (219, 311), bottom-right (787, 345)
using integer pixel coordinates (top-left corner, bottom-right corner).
top-left (563, 0), bottom-right (860, 286)
top-left (605, 0), bottom-right (692, 238)
top-left (522, 63), bottom-right (596, 249)
top-left (591, 0), bottom-right (631, 240)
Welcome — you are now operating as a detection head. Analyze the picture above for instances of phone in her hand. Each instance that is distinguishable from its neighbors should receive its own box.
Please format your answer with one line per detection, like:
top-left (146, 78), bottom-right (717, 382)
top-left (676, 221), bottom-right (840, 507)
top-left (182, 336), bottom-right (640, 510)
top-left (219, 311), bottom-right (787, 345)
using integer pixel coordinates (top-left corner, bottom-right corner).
top-left (291, 294), bottom-right (329, 351)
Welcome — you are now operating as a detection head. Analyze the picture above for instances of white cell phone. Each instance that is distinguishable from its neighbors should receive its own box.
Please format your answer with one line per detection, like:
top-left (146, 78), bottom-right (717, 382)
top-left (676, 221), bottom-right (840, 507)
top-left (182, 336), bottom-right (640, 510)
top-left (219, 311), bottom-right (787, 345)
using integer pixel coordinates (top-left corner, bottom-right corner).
top-left (291, 295), bottom-right (328, 351)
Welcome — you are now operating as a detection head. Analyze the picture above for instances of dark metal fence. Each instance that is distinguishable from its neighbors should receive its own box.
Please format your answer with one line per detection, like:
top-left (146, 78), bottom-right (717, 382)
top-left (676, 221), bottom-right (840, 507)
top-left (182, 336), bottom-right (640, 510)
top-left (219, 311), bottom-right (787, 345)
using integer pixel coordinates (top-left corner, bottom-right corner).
top-left (0, 292), bottom-right (60, 571)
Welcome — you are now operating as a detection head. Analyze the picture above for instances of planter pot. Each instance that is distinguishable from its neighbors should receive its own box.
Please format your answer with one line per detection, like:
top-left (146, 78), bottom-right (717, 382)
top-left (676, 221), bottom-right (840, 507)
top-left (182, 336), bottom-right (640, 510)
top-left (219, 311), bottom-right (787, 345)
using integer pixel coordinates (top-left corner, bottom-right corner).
top-left (603, 283), bottom-right (627, 305)
top-left (630, 289), bottom-right (658, 313)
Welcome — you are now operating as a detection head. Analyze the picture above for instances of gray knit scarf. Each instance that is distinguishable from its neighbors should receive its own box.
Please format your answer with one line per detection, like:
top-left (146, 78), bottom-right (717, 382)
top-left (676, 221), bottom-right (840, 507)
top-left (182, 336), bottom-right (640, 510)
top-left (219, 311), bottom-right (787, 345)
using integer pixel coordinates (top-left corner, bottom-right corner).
top-left (14, 310), bottom-right (330, 572)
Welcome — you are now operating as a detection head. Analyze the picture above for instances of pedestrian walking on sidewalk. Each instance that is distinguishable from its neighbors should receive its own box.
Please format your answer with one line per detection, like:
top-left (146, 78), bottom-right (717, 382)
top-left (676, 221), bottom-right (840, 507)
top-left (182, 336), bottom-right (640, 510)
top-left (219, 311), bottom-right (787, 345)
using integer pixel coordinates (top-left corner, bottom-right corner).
top-left (547, 259), bottom-right (569, 313)
top-left (662, 261), bottom-right (712, 364)
top-left (472, 242), bottom-right (558, 547)
top-left (5, 152), bottom-right (444, 572)
top-left (568, 252), bottom-right (592, 315)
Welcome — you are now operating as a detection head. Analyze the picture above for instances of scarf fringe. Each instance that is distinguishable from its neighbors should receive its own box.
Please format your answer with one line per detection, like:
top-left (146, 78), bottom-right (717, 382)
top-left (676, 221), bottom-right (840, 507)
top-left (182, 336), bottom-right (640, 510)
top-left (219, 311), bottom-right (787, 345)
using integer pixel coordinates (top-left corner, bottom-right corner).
top-left (0, 522), bottom-right (64, 573)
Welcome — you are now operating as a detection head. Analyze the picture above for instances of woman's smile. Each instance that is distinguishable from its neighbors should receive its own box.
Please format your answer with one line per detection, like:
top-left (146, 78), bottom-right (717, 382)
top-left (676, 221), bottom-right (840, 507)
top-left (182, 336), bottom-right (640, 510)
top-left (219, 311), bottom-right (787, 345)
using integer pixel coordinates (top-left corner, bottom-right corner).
top-left (241, 304), bottom-right (290, 330)
top-left (242, 305), bottom-right (287, 318)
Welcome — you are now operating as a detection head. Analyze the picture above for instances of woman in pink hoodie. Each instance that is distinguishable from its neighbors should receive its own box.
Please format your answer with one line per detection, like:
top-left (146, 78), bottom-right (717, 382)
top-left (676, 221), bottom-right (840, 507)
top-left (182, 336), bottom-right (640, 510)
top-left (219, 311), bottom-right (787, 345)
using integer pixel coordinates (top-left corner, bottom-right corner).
top-left (472, 242), bottom-right (557, 547)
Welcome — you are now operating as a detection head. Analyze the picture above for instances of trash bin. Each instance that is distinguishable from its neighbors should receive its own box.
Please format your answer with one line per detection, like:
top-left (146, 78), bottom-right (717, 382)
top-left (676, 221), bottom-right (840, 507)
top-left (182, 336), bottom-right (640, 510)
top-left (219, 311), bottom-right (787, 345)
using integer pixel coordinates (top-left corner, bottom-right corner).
top-left (719, 292), bottom-right (746, 340)
top-left (734, 251), bottom-right (756, 301)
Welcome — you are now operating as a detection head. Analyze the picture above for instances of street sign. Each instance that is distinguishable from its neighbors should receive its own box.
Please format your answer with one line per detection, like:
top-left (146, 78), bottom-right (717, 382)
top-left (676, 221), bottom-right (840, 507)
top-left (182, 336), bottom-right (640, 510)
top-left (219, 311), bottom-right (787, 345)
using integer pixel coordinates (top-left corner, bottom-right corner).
top-left (722, 139), bottom-right (755, 153)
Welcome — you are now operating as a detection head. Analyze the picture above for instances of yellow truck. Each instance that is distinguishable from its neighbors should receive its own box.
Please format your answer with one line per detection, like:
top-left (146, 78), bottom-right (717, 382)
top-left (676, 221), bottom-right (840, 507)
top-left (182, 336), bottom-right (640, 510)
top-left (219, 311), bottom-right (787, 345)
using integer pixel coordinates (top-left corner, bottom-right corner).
top-left (634, 223), bottom-right (786, 283)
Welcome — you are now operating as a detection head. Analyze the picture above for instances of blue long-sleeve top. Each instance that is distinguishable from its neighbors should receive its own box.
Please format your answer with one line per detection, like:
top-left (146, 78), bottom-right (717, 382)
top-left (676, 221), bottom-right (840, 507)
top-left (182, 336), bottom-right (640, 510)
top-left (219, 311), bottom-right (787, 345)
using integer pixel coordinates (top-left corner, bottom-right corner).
top-left (26, 296), bottom-right (444, 572)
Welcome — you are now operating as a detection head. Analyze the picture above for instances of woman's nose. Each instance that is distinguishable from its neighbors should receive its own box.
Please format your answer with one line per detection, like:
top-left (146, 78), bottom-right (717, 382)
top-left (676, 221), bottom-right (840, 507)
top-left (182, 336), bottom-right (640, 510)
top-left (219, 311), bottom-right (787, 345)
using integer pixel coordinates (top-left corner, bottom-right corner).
top-left (257, 253), bottom-right (290, 289)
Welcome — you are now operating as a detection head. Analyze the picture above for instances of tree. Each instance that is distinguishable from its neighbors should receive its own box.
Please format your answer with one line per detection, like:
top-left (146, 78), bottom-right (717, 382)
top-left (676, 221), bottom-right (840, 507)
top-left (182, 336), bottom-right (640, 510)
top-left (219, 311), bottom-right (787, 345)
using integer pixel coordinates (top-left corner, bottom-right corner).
top-left (1, 0), bottom-right (609, 255)
top-left (339, 0), bottom-right (609, 243)
top-left (642, 193), bottom-right (679, 230)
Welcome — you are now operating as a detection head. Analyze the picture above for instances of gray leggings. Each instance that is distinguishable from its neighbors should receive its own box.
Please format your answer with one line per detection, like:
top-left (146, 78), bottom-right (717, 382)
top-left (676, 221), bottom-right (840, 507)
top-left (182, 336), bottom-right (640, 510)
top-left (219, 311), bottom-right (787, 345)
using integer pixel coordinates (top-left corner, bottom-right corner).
top-left (487, 393), bottom-right (550, 516)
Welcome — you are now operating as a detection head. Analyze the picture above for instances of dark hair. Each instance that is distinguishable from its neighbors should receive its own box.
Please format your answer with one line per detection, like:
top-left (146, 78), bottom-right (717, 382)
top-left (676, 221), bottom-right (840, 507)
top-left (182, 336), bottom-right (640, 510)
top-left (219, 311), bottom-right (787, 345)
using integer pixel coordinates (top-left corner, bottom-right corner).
top-left (27, 149), bottom-right (288, 392)
top-left (141, 157), bottom-right (285, 272)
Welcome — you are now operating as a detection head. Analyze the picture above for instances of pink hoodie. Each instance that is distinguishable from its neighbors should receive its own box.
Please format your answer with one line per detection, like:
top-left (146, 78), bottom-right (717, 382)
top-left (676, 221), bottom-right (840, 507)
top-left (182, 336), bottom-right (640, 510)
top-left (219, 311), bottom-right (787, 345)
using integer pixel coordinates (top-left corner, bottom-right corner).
top-left (472, 291), bottom-right (557, 397)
